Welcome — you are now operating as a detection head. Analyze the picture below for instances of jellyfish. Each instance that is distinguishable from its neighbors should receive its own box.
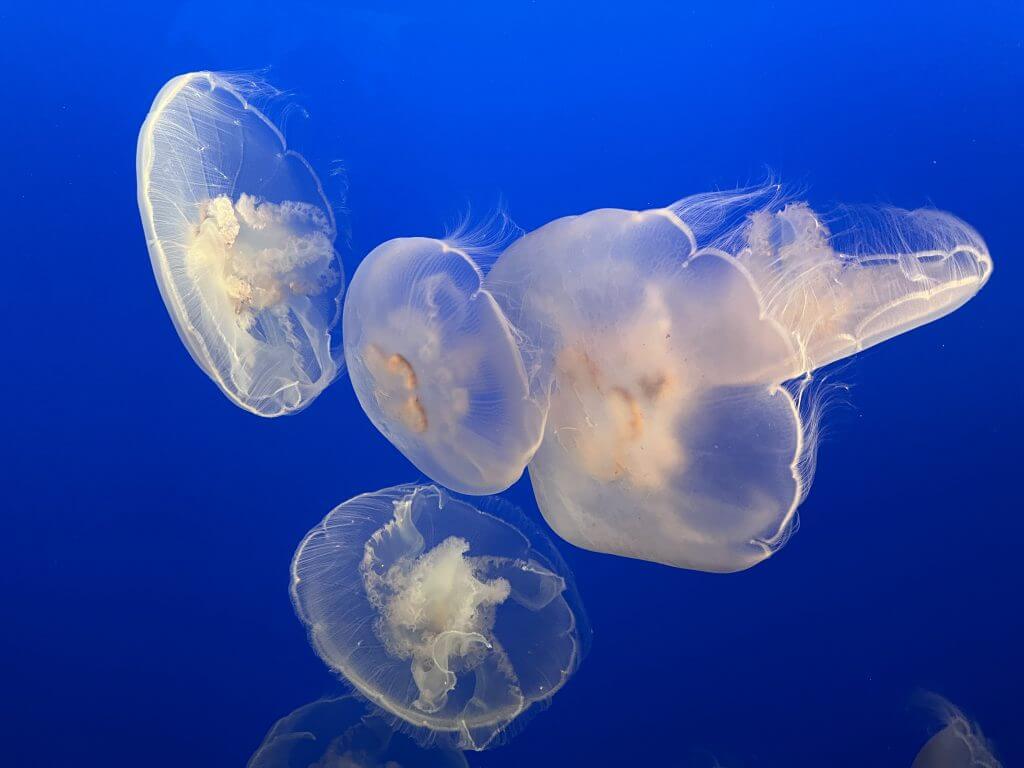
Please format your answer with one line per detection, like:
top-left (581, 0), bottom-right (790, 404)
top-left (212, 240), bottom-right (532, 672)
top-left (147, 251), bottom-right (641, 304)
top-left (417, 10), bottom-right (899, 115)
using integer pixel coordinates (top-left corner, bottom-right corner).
top-left (911, 694), bottom-right (1002, 768)
top-left (738, 199), bottom-right (992, 372)
top-left (247, 694), bottom-right (468, 768)
top-left (485, 186), bottom-right (992, 572)
top-left (343, 236), bottom-right (544, 494)
top-left (290, 484), bottom-right (587, 750)
top-left (137, 71), bottom-right (345, 416)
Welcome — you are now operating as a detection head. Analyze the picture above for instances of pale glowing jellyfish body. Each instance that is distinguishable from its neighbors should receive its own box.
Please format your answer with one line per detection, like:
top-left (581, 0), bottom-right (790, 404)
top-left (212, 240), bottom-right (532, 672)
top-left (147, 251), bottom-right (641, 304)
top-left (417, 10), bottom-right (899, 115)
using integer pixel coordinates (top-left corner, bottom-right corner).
top-left (739, 201), bottom-right (992, 372)
top-left (343, 238), bottom-right (543, 494)
top-left (487, 189), bottom-right (992, 572)
top-left (138, 72), bottom-right (345, 416)
top-left (912, 694), bottom-right (1001, 768)
top-left (290, 484), bottom-right (586, 750)
top-left (248, 694), bottom-right (468, 768)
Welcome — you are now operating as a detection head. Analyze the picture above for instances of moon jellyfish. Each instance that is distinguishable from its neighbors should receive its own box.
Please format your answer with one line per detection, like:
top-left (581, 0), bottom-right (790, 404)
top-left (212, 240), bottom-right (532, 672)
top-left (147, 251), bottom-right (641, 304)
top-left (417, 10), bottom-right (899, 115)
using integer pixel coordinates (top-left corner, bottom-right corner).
top-left (137, 72), bottom-right (345, 416)
top-left (290, 484), bottom-right (587, 750)
top-left (740, 201), bottom-right (992, 371)
top-left (487, 187), bottom-right (992, 572)
top-left (343, 236), bottom-right (543, 494)
top-left (912, 694), bottom-right (1001, 768)
top-left (248, 694), bottom-right (468, 768)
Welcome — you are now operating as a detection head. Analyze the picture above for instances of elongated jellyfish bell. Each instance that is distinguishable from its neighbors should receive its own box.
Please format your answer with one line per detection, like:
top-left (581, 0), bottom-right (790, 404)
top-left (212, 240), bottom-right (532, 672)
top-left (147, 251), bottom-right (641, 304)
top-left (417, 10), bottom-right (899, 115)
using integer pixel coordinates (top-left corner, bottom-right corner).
top-left (486, 186), bottom-right (992, 572)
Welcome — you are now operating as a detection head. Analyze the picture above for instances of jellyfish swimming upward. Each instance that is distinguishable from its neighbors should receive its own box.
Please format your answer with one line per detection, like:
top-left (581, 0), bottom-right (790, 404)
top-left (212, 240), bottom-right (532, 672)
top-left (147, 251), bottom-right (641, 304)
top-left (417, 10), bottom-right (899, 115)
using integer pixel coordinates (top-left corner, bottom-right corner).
top-left (290, 484), bottom-right (587, 750)
top-left (137, 71), bottom-right (345, 416)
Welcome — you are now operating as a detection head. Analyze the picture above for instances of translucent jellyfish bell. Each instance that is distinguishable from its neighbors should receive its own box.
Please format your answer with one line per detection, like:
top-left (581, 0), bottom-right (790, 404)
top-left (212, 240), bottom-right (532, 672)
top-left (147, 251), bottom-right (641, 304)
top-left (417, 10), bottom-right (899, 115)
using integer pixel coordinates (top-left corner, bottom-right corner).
top-left (290, 484), bottom-right (587, 750)
top-left (489, 207), bottom-right (805, 572)
top-left (247, 694), bottom-right (468, 768)
top-left (912, 694), bottom-right (1002, 768)
top-left (137, 72), bottom-right (345, 416)
top-left (487, 188), bottom-right (991, 572)
top-left (343, 236), bottom-right (543, 494)
top-left (739, 200), bottom-right (992, 372)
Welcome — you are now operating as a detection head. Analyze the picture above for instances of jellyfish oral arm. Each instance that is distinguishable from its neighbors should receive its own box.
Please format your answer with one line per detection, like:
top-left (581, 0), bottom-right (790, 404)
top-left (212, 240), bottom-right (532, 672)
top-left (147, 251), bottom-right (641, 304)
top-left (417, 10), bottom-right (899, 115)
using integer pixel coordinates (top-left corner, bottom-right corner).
top-left (368, 536), bottom-right (512, 713)
top-left (189, 193), bottom-right (340, 329)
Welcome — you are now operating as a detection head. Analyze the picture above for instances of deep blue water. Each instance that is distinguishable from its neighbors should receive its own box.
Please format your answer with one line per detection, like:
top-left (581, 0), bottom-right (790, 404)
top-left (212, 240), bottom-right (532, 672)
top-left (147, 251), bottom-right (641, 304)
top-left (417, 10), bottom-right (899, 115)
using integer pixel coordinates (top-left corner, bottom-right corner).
top-left (1, 1), bottom-right (1021, 766)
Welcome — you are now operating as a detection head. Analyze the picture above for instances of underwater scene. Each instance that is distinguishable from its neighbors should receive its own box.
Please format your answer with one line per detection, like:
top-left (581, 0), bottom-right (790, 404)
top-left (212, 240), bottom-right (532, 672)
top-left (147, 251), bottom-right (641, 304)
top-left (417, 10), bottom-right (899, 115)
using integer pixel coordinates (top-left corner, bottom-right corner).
top-left (2, 1), bottom-right (1021, 766)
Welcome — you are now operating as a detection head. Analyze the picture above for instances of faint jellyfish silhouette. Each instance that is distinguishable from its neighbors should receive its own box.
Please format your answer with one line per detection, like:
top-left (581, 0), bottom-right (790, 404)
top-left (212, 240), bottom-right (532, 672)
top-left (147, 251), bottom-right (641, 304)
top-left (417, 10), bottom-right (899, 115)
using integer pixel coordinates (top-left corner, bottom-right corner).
top-left (247, 694), bottom-right (468, 768)
top-left (137, 71), bottom-right (345, 416)
top-left (343, 230), bottom-right (543, 495)
top-left (290, 484), bottom-right (588, 750)
top-left (912, 693), bottom-right (1001, 768)
top-left (486, 185), bottom-right (991, 572)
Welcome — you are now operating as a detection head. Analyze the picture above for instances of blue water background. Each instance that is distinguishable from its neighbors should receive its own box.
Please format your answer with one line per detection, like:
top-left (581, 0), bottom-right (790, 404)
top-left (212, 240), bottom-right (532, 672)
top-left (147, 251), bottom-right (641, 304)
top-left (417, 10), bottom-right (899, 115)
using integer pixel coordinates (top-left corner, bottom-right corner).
top-left (1, 2), bottom-right (1021, 766)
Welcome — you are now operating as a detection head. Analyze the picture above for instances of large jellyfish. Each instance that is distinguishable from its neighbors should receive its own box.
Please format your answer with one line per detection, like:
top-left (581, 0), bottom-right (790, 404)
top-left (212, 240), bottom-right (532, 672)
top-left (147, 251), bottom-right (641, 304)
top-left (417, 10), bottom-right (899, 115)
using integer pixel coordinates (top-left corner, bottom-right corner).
top-left (911, 694), bottom-right (1001, 768)
top-left (248, 694), bottom-right (468, 768)
top-left (484, 187), bottom-right (992, 572)
top-left (137, 71), bottom-right (345, 416)
top-left (290, 484), bottom-right (587, 750)
top-left (343, 235), bottom-right (543, 494)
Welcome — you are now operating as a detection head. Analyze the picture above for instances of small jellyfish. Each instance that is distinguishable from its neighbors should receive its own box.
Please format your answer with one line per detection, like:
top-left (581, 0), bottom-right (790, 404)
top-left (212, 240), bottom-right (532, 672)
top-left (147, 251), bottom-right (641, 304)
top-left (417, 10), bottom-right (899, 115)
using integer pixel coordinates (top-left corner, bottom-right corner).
top-left (343, 236), bottom-right (544, 494)
top-left (486, 186), bottom-right (991, 572)
top-left (137, 72), bottom-right (345, 416)
top-left (290, 484), bottom-right (587, 750)
top-left (912, 694), bottom-right (1002, 768)
top-left (247, 694), bottom-right (468, 768)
